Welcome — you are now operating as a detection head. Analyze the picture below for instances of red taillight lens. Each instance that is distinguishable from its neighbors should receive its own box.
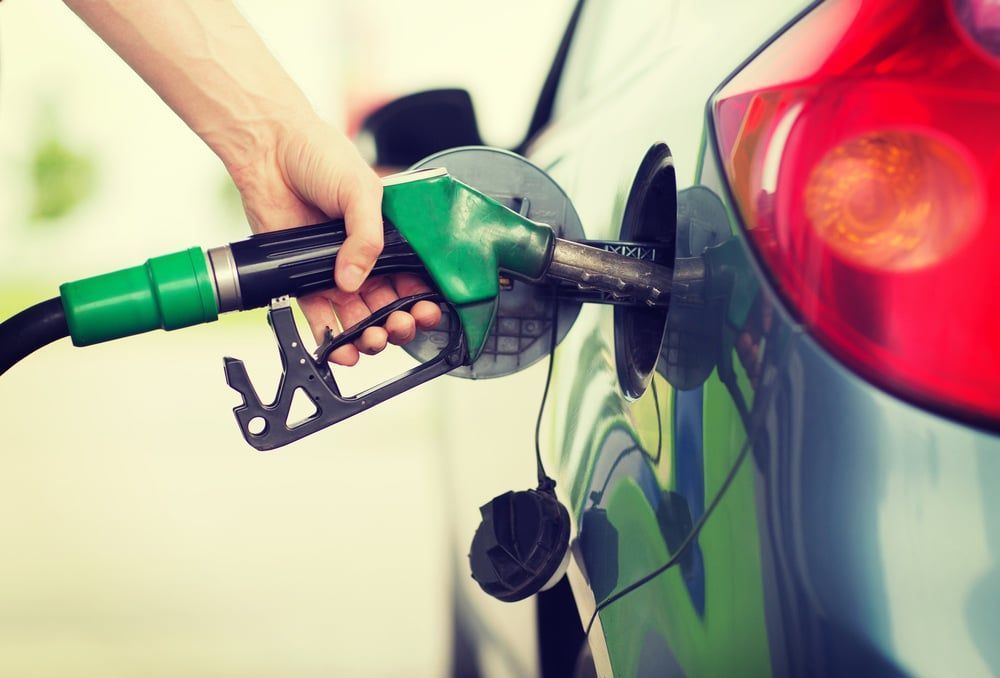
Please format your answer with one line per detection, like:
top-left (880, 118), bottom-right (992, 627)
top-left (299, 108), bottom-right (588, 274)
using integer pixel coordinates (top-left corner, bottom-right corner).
top-left (713, 0), bottom-right (1000, 423)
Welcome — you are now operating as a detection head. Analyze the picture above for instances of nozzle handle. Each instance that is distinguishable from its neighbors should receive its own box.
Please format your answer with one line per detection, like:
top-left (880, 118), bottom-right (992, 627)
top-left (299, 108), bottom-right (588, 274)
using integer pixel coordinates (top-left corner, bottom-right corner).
top-left (225, 220), bottom-right (424, 310)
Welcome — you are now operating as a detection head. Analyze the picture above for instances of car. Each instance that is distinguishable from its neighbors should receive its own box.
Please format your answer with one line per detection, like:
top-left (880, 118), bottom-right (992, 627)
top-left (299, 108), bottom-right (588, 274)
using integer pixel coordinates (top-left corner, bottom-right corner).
top-left (361, 0), bottom-right (1000, 675)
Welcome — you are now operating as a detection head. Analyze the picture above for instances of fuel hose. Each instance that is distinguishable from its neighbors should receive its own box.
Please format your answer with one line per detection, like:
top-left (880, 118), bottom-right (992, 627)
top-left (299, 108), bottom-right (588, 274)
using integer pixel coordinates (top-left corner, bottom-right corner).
top-left (0, 298), bottom-right (69, 376)
top-left (0, 220), bottom-right (422, 377)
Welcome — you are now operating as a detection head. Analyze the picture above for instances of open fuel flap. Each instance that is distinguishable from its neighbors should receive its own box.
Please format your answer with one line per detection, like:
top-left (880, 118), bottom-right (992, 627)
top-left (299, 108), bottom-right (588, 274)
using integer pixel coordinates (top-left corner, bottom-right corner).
top-left (614, 143), bottom-right (677, 398)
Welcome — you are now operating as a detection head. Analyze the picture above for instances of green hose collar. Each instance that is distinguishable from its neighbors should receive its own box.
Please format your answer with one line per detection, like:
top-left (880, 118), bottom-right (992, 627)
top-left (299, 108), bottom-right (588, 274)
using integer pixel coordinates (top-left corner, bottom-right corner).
top-left (60, 247), bottom-right (219, 347)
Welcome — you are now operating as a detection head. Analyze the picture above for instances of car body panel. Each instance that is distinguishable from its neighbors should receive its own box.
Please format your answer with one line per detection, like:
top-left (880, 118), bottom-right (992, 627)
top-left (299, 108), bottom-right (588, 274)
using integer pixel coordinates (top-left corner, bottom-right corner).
top-left (520, 0), bottom-right (1000, 675)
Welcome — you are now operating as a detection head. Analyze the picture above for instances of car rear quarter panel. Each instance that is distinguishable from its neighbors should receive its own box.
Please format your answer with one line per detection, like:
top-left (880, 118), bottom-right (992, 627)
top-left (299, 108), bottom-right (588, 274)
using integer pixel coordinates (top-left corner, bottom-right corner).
top-left (525, 0), bottom-right (805, 674)
top-left (528, 0), bottom-right (1000, 675)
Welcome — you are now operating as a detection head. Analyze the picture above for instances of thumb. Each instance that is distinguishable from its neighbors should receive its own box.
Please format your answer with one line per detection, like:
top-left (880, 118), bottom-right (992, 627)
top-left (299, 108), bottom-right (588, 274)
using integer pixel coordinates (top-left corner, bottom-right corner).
top-left (334, 172), bottom-right (384, 293)
top-left (282, 127), bottom-right (385, 293)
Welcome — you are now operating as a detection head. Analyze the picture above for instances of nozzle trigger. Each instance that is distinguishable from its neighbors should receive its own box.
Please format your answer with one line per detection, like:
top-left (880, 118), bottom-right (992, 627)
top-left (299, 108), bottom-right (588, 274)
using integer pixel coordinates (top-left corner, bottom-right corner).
top-left (224, 293), bottom-right (466, 450)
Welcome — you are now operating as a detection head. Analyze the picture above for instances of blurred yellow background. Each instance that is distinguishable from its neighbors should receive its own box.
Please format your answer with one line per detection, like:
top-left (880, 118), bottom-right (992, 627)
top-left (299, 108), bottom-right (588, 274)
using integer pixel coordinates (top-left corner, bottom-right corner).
top-left (0, 2), bottom-right (572, 675)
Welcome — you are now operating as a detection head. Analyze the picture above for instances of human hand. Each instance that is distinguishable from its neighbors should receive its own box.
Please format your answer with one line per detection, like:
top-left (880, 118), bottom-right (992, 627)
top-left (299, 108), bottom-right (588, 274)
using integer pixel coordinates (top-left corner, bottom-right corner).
top-left (229, 118), bottom-right (442, 366)
top-left (62, 1), bottom-right (442, 363)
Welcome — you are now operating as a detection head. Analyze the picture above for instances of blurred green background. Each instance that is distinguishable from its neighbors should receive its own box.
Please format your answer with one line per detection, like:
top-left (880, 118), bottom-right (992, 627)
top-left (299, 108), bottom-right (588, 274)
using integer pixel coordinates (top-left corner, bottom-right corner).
top-left (0, 2), bottom-right (569, 675)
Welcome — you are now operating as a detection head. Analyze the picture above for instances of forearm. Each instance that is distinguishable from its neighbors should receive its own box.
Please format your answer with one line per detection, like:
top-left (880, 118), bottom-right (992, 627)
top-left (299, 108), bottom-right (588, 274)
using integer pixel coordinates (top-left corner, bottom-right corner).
top-left (64, 0), bottom-right (318, 173)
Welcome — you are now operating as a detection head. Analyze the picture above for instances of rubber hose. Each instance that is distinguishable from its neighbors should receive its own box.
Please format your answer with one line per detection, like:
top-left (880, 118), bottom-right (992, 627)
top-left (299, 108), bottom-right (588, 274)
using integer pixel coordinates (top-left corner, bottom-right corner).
top-left (0, 297), bottom-right (69, 376)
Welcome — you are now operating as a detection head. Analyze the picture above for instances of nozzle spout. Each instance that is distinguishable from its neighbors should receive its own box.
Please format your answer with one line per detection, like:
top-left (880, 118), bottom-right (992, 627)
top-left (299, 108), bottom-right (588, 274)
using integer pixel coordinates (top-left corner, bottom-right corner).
top-left (546, 239), bottom-right (673, 307)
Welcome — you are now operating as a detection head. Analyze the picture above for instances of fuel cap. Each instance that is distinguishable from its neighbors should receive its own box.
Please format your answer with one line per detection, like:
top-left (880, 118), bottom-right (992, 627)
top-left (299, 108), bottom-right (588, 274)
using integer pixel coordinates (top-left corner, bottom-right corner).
top-left (468, 487), bottom-right (571, 603)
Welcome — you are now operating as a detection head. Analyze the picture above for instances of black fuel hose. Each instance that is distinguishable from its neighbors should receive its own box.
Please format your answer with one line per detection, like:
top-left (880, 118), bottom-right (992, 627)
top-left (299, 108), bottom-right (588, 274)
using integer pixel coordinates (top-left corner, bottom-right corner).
top-left (0, 297), bottom-right (69, 376)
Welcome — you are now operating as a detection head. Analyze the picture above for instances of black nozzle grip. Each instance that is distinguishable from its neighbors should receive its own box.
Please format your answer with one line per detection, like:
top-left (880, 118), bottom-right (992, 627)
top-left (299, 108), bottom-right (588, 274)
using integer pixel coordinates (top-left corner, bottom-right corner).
top-left (229, 220), bottom-right (425, 310)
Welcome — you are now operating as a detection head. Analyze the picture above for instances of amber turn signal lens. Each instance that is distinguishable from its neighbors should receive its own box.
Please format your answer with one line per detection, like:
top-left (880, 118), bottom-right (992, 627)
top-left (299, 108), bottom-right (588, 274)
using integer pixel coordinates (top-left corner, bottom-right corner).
top-left (804, 129), bottom-right (983, 271)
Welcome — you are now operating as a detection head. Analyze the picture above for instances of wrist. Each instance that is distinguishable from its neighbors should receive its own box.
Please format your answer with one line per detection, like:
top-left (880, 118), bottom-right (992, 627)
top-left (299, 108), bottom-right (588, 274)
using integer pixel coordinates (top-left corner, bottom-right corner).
top-left (225, 115), bottom-right (333, 234)
top-left (221, 111), bottom-right (326, 207)
top-left (210, 108), bottom-right (319, 180)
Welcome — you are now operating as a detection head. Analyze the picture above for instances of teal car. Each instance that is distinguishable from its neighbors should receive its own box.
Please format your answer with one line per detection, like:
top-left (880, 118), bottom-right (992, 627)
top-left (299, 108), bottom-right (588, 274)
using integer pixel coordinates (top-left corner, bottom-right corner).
top-left (364, 0), bottom-right (1000, 675)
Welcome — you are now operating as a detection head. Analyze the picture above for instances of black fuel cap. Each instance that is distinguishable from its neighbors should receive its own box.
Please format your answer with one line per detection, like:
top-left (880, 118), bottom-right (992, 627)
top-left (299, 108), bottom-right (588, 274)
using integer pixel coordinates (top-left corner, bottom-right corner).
top-left (469, 488), bottom-right (571, 602)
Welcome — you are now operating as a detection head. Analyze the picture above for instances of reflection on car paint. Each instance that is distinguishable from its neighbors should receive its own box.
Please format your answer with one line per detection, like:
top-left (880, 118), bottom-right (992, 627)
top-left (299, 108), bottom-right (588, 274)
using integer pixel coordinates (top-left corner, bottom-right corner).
top-left (549, 166), bottom-right (786, 674)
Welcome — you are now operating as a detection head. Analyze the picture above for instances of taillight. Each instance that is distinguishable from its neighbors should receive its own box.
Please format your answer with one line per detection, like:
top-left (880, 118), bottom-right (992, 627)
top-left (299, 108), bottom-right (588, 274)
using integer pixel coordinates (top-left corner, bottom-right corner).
top-left (713, 0), bottom-right (1000, 424)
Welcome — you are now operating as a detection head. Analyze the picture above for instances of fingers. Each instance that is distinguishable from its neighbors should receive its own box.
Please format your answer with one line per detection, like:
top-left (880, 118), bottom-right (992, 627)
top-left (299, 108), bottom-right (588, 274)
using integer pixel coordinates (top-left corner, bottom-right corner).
top-left (392, 273), bottom-right (443, 329)
top-left (359, 278), bottom-right (416, 345)
top-left (298, 293), bottom-right (359, 366)
top-left (329, 289), bottom-right (388, 356)
top-left (300, 273), bottom-right (443, 368)
top-left (335, 173), bottom-right (384, 293)
top-left (329, 274), bottom-right (441, 357)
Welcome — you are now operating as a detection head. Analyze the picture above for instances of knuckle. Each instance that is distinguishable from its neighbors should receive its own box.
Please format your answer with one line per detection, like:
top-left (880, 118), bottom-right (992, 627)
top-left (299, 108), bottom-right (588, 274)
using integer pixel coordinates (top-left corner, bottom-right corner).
top-left (359, 276), bottom-right (390, 296)
top-left (326, 287), bottom-right (354, 305)
top-left (343, 170), bottom-right (381, 202)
